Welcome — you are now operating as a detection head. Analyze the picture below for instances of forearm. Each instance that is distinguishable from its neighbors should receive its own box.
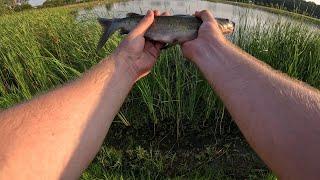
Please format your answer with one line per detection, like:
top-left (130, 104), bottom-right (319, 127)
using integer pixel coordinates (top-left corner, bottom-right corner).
top-left (0, 55), bottom-right (134, 179)
top-left (195, 40), bottom-right (320, 179)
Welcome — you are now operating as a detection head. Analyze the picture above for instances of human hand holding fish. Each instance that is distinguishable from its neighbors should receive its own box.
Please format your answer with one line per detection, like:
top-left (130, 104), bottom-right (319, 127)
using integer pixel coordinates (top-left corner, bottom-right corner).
top-left (2, 8), bottom-right (320, 180)
top-left (110, 10), bottom-right (169, 82)
top-left (181, 10), bottom-right (229, 63)
top-left (98, 9), bottom-right (235, 81)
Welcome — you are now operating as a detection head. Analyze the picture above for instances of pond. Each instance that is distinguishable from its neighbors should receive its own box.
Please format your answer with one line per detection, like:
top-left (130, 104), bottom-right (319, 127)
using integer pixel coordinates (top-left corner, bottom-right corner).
top-left (77, 0), bottom-right (320, 30)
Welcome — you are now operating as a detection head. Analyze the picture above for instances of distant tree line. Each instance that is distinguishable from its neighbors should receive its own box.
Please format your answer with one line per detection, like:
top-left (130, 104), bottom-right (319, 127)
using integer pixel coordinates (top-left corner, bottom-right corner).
top-left (41, 0), bottom-right (93, 8)
top-left (1, 0), bottom-right (319, 19)
top-left (0, 0), bottom-right (32, 15)
top-left (229, 0), bottom-right (320, 19)
top-left (0, 0), bottom-right (91, 14)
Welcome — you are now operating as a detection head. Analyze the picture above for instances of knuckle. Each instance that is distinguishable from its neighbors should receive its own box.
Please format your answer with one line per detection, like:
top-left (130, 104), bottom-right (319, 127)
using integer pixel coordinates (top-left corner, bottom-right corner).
top-left (202, 10), bottom-right (210, 14)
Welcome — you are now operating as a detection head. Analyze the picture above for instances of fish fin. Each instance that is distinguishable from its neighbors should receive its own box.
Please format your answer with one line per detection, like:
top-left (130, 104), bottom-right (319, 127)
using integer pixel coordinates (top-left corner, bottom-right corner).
top-left (97, 18), bottom-right (117, 51)
top-left (126, 12), bottom-right (142, 17)
top-left (160, 43), bottom-right (174, 50)
top-left (173, 14), bottom-right (189, 17)
top-left (119, 28), bottom-right (129, 35)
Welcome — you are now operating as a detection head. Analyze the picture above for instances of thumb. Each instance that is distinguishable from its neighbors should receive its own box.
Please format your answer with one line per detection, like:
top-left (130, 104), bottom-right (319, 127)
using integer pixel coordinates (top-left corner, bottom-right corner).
top-left (195, 10), bottom-right (215, 22)
top-left (128, 10), bottom-right (154, 38)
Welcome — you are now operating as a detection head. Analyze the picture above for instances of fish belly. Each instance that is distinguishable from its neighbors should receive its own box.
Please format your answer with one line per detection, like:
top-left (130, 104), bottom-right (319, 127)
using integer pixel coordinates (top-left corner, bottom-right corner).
top-left (145, 30), bottom-right (197, 43)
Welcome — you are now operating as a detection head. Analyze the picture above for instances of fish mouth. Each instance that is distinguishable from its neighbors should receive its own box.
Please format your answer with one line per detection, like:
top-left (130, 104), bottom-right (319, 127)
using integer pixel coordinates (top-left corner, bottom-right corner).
top-left (227, 21), bottom-right (236, 33)
top-left (232, 22), bottom-right (236, 29)
top-left (222, 22), bottom-right (235, 34)
top-left (220, 18), bottom-right (235, 34)
top-left (231, 22), bottom-right (236, 32)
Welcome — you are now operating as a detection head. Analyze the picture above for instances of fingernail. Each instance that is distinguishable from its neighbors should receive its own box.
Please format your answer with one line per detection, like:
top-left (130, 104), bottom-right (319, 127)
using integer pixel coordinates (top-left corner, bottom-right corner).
top-left (146, 10), bottom-right (152, 16)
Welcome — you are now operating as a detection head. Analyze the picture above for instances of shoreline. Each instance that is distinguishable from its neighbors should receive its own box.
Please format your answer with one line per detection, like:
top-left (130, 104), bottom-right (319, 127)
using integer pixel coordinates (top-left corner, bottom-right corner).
top-left (207, 0), bottom-right (320, 25)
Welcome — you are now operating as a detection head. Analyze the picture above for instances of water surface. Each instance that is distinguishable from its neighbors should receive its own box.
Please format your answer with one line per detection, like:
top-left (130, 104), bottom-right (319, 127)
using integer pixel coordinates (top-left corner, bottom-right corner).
top-left (77, 0), bottom-right (319, 30)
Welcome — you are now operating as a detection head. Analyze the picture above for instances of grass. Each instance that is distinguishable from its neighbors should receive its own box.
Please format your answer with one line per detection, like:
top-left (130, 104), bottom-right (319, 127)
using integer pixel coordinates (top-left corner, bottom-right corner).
top-left (0, 1), bottom-right (319, 179)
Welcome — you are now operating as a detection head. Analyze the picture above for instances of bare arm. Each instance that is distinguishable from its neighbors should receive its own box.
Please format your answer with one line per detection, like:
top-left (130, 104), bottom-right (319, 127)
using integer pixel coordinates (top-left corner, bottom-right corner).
top-left (182, 10), bottom-right (320, 179)
top-left (0, 10), bottom-right (165, 179)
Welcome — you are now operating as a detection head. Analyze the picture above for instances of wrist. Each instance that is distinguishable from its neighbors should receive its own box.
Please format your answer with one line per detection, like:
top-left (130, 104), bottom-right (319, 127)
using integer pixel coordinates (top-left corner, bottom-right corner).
top-left (193, 38), bottom-right (229, 66)
top-left (104, 54), bottom-right (137, 85)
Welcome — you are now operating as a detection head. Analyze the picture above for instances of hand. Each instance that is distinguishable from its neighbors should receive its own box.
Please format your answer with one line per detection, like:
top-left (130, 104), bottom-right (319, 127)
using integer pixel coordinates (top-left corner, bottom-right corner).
top-left (181, 10), bottom-right (227, 63)
top-left (112, 10), bottom-right (169, 82)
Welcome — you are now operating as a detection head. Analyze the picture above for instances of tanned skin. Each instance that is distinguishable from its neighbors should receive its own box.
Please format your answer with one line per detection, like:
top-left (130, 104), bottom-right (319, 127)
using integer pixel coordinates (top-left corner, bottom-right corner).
top-left (0, 10), bottom-right (167, 180)
top-left (182, 10), bottom-right (320, 180)
top-left (0, 9), bottom-right (319, 179)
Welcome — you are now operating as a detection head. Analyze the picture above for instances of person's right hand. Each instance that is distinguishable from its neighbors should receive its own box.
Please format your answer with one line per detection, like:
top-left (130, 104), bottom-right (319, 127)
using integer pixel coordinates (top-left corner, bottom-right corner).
top-left (181, 10), bottom-right (227, 63)
top-left (111, 10), bottom-right (168, 82)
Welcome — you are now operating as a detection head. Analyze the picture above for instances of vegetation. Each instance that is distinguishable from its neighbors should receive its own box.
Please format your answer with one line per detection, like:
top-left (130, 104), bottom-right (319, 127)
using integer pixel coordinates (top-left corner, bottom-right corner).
top-left (12, 2), bottom-right (32, 11)
top-left (41, 0), bottom-right (92, 8)
top-left (228, 0), bottom-right (320, 19)
top-left (0, 0), bottom-right (32, 15)
top-left (0, 0), bottom-right (12, 15)
top-left (0, 1), bottom-right (319, 179)
top-left (0, 0), bottom-right (8, 15)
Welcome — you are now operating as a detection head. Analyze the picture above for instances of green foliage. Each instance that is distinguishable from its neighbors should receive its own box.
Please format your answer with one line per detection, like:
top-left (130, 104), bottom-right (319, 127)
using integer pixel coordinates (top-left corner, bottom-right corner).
top-left (41, 0), bottom-right (94, 8)
top-left (0, 3), bottom-right (318, 179)
top-left (42, 0), bottom-right (68, 8)
top-left (0, 0), bottom-right (11, 15)
top-left (0, 0), bottom-right (33, 14)
top-left (13, 3), bottom-right (32, 11)
top-left (81, 144), bottom-right (275, 179)
top-left (228, 0), bottom-right (320, 19)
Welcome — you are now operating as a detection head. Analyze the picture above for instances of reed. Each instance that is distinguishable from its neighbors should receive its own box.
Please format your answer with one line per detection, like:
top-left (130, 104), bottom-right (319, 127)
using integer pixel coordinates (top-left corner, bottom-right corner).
top-left (0, 4), bottom-right (319, 178)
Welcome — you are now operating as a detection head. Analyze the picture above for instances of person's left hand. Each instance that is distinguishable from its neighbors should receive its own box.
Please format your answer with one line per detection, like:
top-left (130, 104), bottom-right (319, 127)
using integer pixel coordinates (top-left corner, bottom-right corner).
top-left (112, 10), bottom-right (169, 82)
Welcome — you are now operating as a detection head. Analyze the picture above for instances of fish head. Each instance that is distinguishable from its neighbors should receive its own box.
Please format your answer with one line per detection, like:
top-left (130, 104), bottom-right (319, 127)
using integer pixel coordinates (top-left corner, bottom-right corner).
top-left (224, 20), bottom-right (236, 33)
top-left (216, 18), bottom-right (235, 34)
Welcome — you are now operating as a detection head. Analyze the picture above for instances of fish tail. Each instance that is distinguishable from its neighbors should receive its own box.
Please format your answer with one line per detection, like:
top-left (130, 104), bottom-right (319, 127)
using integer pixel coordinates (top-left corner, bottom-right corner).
top-left (97, 18), bottom-right (118, 51)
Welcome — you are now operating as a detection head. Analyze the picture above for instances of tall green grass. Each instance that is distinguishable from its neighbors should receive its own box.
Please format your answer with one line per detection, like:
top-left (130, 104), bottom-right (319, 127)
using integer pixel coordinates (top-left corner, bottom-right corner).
top-left (0, 5), bottom-right (319, 134)
top-left (0, 4), bottom-right (319, 178)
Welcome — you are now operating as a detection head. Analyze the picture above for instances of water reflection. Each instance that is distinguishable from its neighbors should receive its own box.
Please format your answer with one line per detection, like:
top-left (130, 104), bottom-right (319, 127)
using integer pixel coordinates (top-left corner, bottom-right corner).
top-left (150, 1), bottom-right (161, 6)
top-left (77, 0), bottom-right (319, 30)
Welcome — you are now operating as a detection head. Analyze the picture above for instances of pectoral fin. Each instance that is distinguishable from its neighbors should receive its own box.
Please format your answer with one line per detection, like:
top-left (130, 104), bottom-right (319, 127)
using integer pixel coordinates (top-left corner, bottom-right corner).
top-left (161, 43), bottom-right (175, 50)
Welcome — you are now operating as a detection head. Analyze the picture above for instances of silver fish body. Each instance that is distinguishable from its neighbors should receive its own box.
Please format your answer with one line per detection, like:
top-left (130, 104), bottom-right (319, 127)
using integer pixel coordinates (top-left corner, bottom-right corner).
top-left (97, 13), bottom-right (235, 50)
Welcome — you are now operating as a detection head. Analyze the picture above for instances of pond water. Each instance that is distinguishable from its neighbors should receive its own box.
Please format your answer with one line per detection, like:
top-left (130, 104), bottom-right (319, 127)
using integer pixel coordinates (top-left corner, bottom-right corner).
top-left (77, 0), bottom-right (319, 30)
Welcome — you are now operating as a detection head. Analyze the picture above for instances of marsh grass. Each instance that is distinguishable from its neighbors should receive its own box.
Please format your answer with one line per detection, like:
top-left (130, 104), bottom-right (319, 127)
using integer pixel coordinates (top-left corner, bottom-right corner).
top-left (0, 3), bottom-right (319, 179)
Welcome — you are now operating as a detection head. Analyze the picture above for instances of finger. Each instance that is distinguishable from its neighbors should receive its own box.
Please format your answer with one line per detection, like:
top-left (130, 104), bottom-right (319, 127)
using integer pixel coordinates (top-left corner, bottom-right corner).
top-left (129, 10), bottom-right (154, 38)
top-left (154, 10), bottom-right (160, 16)
top-left (161, 11), bottom-right (170, 16)
top-left (195, 10), bottom-right (215, 22)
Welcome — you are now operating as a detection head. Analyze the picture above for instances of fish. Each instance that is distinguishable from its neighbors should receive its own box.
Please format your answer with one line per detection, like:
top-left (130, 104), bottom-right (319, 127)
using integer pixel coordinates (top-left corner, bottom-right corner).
top-left (97, 13), bottom-right (235, 50)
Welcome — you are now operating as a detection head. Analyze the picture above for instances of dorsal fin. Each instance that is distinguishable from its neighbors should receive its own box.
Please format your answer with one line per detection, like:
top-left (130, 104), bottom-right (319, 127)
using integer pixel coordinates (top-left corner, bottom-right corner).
top-left (126, 12), bottom-right (142, 17)
top-left (173, 14), bottom-right (189, 17)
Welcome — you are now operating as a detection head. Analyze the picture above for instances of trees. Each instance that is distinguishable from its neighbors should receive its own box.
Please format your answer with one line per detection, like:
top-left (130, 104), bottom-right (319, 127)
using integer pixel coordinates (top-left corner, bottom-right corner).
top-left (0, 0), bottom-right (11, 15)
top-left (13, 2), bottom-right (32, 11)
top-left (229, 0), bottom-right (320, 19)
top-left (0, 0), bottom-right (32, 15)
top-left (42, 0), bottom-right (65, 7)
